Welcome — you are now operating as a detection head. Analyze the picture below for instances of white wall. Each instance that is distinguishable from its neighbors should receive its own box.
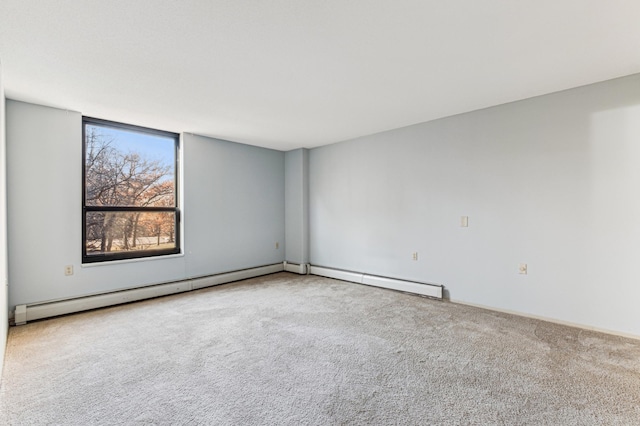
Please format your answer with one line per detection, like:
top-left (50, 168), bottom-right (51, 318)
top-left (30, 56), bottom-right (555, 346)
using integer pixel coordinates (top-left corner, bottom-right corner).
top-left (6, 101), bottom-right (284, 312)
top-left (0, 60), bottom-right (8, 376)
top-left (310, 73), bottom-right (640, 337)
top-left (284, 148), bottom-right (309, 264)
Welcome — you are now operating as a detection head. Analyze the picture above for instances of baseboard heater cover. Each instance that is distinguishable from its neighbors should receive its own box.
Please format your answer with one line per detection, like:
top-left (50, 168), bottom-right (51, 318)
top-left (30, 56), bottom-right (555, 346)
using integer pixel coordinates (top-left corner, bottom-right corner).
top-left (14, 263), bottom-right (284, 325)
top-left (309, 266), bottom-right (364, 283)
top-left (190, 263), bottom-right (284, 290)
top-left (283, 261), bottom-right (309, 275)
top-left (309, 266), bottom-right (443, 299)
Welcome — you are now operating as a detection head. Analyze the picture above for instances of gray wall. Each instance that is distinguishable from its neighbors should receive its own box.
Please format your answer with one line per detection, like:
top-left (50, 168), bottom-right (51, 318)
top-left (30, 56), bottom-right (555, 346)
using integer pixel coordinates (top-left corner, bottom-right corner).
top-left (310, 73), bottom-right (640, 337)
top-left (5, 74), bottom-right (640, 339)
top-left (0, 60), bottom-right (8, 375)
top-left (6, 100), bottom-right (284, 311)
top-left (182, 133), bottom-right (285, 275)
top-left (284, 148), bottom-right (309, 264)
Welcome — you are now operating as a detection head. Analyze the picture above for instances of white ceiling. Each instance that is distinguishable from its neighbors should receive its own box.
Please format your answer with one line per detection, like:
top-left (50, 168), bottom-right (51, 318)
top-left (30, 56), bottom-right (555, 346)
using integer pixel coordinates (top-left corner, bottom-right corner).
top-left (1, 1), bottom-right (639, 151)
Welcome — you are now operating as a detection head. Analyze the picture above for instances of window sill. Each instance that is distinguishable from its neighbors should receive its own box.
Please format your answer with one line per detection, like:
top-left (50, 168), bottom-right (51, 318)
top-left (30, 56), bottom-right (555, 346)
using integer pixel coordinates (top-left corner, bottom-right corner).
top-left (81, 252), bottom-right (184, 268)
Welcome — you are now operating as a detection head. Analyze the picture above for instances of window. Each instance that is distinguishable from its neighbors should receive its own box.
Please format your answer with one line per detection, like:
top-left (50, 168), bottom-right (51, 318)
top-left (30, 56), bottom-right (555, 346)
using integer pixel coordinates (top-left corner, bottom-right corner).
top-left (82, 117), bottom-right (180, 263)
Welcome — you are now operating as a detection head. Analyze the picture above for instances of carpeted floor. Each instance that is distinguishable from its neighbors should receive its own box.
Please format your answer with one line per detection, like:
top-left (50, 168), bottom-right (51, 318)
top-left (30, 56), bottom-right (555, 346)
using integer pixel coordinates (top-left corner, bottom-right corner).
top-left (1, 272), bottom-right (639, 425)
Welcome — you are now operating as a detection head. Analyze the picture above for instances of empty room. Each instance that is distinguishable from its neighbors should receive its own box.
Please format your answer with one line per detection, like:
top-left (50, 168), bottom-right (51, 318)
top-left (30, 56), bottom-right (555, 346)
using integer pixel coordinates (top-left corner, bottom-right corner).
top-left (1, 1), bottom-right (640, 424)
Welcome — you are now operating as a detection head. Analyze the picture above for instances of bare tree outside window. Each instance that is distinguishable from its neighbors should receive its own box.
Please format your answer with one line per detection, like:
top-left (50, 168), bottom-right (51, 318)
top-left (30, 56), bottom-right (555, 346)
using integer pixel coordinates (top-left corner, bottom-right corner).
top-left (82, 118), bottom-right (180, 263)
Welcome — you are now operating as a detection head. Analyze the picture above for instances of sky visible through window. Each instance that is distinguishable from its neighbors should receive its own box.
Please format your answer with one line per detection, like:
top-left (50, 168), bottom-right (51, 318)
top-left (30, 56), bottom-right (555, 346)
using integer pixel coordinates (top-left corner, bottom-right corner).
top-left (87, 124), bottom-right (175, 172)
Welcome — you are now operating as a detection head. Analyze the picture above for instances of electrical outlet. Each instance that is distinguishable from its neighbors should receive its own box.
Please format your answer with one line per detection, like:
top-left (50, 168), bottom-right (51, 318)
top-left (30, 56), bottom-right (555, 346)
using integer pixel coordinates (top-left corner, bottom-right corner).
top-left (518, 263), bottom-right (527, 275)
top-left (461, 216), bottom-right (469, 227)
top-left (64, 265), bottom-right (74, 276)
top-left (412, 252), bottom-right (418, 261)
top-left (275, 242), bottom-right (279, 249)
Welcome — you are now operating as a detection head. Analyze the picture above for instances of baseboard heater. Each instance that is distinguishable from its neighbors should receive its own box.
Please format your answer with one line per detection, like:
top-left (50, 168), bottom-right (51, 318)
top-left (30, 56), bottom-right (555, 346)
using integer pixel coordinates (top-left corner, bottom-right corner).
top-left (13, 263), bottom-right (284, 325)
top-left (283, 261), bottom-right (310, 275)
top-left (309, 266), bottom-right (443, 299)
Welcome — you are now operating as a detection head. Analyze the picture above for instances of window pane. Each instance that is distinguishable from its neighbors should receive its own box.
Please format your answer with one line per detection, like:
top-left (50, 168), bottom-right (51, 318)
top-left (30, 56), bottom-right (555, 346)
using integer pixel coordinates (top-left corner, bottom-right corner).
top-left (85, 211), bottom-right (177, 256)
top-left (85, 124), bottom-right (175, 207)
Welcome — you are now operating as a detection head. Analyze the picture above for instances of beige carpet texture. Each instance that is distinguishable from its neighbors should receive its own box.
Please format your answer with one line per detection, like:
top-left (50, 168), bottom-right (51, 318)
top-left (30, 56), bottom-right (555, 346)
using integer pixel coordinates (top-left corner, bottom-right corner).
top-left (1, 272), bottom-right (639, 425)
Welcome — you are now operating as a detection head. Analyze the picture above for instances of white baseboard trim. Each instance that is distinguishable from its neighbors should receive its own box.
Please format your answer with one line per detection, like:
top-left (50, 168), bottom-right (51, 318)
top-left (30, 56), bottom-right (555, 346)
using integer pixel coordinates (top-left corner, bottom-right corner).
top-left (450, 299), bottom-right (640, 341)
top-left (14, 263), bottom-right (284, 325)
top-left (309, 265), bottom-right (443, 299)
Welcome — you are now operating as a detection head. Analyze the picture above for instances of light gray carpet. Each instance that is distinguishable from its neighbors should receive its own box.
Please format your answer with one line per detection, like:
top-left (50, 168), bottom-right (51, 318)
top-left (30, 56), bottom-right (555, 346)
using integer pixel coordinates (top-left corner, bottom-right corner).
top-left (1, 272), bottom-right (640, 425)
